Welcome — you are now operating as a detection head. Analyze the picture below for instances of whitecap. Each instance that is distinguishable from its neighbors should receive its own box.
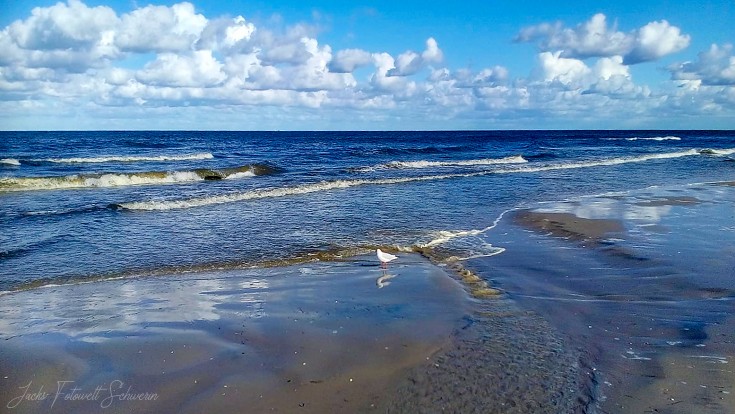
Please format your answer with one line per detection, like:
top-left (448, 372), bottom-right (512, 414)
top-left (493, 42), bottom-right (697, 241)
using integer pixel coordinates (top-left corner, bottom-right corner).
top-left (360, 155), bottom-right (527, 171)
top-left (625, 136), bottom-right (681, 141)
top-left (1, 158), bottom-right (21, 166)
top-left (225, 171), bottom-right (256, 180)
top-left (34, 153), bottom-right (214, 164)
top-left (119, 149), bottom-right (711, 211)
top-left (0, 171), bottom-right (204, 191)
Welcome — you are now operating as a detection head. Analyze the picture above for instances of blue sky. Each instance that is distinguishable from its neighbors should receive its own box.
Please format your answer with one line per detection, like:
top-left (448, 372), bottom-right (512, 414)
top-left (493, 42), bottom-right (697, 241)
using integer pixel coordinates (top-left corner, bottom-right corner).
top-left (0, 0), bottom-right (733, 130)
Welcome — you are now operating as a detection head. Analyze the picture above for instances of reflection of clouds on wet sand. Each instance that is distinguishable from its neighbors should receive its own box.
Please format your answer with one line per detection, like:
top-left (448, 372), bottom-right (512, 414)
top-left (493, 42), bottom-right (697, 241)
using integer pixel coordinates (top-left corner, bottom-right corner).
top-left (537, 196), bottom-right (675, 225)
top-left (623, 204), bottom-right (671, 223)
top-left (496, 182), bottom-right (735, 414)
top-left (0, 272), bottom-right (271, 342)
top-left (0, 256), bottom-right (470, 414)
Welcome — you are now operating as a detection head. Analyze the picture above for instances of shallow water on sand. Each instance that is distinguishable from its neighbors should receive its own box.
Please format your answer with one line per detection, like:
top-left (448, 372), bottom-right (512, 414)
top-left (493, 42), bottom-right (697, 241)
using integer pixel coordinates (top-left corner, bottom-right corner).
top-left (0, 254), bottom-right (597, 413)
top-left (2, 130), bottom-right (735, 290)
top-left (473, 182), bottom-right (735, 413)
top-left (2, 131), bottom-right (735, 412)
top-left (0, 256), bottom-right (470, 413)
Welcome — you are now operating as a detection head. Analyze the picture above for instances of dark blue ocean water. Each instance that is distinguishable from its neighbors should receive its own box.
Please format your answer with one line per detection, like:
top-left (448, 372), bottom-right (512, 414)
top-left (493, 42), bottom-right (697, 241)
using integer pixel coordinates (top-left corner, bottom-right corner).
top-left (1, 130), bottom-right (734, 290)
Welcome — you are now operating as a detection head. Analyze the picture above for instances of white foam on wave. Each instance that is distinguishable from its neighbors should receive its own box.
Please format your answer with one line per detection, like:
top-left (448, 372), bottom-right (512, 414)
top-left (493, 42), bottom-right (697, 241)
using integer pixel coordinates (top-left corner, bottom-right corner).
top-left (121, 173), bottom-right (481, 211)
top-left (0, 164), bottom-right (262, 192)
top-left (35, 153), bottom-right (214, 164)
top-left (89, 172), bottom-right (204, 187)
top-left (418, 210), bottom-right (512, 261)
top-left (0, 171), bottom-right (205, 191)
top-left (225, 171), bottom-right (256, 180)
top-left (120, 149), bottom-right (710, 211)
top-left (1, 158), bottom-right (21, 166)
top-left (421, 209), bottom-right (512, 248)
top-left (358, 155), bottom-right (527, 172)
top-left (625, 136), bottom-right (681, 141)
top-left (701, 147), bottom-right (735, 156)
top-left (496, 149), bottom-right (700, 174)
top-left (391, 155), bottom-right (527, 168)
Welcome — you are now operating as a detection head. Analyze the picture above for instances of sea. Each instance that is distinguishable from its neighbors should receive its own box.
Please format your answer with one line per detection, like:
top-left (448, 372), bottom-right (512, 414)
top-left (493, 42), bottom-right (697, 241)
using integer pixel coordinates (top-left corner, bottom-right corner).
top-left (1, 130), bottom-right (734, 292)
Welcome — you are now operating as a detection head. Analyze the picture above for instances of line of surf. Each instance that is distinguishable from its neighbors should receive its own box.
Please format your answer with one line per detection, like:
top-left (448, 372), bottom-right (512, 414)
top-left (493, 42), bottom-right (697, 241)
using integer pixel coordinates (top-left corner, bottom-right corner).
top-left (415, 209), bottom-right (513, 261)
top-left (28, 152), bottom-right (214, 164)
top-left (0, 237), bottom-right (502, 294)
top-left (624, 136), bottom-right (681, 141)
top-left (0, 164), bottom-right (275, 192)
top-left (1, 158), bottom-right (21, 166)
top-left (700, 148), bottom-right (735, 156)
top-left (495, 149), bottom-right (704, 173)
top-left (118, 148), bottom-right (717, 211)
top-left (118, 174), bottom-right (466, 210)
top-left (420, 209), bottom-right (513, 248)
top-left (356, 155), bottom-right (527, 172)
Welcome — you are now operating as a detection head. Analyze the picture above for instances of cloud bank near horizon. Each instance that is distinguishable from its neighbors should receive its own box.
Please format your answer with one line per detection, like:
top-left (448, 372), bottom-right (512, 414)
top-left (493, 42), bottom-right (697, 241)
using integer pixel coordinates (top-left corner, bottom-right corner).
top-left (0, 1), bottom-right (733, 129)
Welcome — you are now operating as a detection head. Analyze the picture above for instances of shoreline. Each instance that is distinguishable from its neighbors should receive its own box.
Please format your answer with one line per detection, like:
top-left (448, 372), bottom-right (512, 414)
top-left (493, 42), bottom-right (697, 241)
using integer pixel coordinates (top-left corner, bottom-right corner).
top-left (0, 253), bottom-right (591, 413)
top-left (477, 181), bottom-right (735, 413)
top-left (4, 180), bottom-right (732, 412)
top-left (0, 255), bottom-right (465, 413)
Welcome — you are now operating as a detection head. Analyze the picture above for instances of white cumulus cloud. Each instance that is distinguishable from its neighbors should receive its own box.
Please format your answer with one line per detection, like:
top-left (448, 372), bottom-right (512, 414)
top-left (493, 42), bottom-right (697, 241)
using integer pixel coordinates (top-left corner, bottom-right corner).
top-left (329, 49), bottom-right (373, 73)
top-left (625, 20), bottom-right (690, 64)
top-left (116, 2), bottom-right (207, 53)
top-left (0, 1), bottom-right (731, 129)
top-left (537, 52), bottom-right (591, 86)
top-left (136, 50), bottom-right (225, 87)
top-left (516, 13), bottom-right (690, 64)
top-left (197, 16), bottom-right (256, 52)
top-left (386, 37), bottom-right (443, 76)
top-left (670, 43), bottom-right (735, 86)
top-left (8, 0), bottom-right (118, 51)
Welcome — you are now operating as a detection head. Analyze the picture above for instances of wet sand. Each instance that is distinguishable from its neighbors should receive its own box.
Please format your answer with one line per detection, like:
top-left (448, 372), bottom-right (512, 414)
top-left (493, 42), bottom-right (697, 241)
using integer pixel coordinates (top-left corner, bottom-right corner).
top-left (514, 210), bottom-right (624, 244)
top-left (480, 182), bottom-right (735, 413)
top-left (0, 254), bottom-right (592, 413)
top-left (0, 256), bottom-right (463, 413)
top-left (7, 183), bottom-right (727, 413)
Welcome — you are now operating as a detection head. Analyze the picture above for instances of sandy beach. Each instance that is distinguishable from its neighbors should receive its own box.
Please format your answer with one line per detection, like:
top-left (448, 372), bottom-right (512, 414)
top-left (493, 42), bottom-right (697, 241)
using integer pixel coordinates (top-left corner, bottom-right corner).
top-left (0, 255), bottom-right (465, 413)
top-left (1, 253), bottom-right (594, 413)
top-left (2, 129), bottom-right (733, 414)
top-left (477, 182), bottom-right (735, 413)
top-left (3, 182), bottom-right (733, 413)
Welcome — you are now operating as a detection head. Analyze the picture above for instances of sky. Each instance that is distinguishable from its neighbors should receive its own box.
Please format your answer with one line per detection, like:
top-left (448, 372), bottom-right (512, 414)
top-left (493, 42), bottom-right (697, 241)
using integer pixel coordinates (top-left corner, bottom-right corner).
top-left (0, 0), bottom-right (733, 130)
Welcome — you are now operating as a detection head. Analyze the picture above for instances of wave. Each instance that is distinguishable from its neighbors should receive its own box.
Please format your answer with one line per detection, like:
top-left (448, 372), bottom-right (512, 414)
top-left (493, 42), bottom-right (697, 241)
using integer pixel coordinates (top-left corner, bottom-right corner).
top-left (699, 148), bottom-right (735, 156)
top-left (119, 149), bottom-right (712, 211)
top-left (625, 136), bottom-right (681, 141)
top-left (525, 152), bottom-right (557, 161)
top-left (30, 152), bottom-right (214, 164)
top-left (356, 155), bottom-right (527, 172)
top-left (417, 209), bottom-right (512, 261)
top-left (495, 149), bottom-right (702, 174)
top-left (2, 238), bottom-right (497, 293)
top-left (0, 164), bottom-right (276, 192)
top-left (1, 158), bottom-right (21, 166)
top-left (347, 144), bottom-right (472, 157)
top-left (118, 174), bottom-right (469, 210)
top-left (421, 209), bottom-right (512, 249)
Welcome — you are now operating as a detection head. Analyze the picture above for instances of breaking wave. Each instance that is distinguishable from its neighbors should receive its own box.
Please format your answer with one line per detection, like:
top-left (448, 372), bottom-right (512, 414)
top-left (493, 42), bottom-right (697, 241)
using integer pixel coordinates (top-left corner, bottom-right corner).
top-left (495, 149), bottom-right (702, 173)
top-left (0, 164), bottom-right (277, 192)
top-left (416, 209), bottom-right (512, 261)
top-left (118, 175), bottom-right (462, 210)
top-left (356, 155), bottom-right (527, 172)
top-left (625, 136), bottom-right (681, 141)
top-left (699, 148), bottom-right (735, 156)
top-left (119, 149), bottom-right (711, 211)
top-left (31, 152), bottom-right (214, 164)
top-left (1, 158), bottom-right (21, 166)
